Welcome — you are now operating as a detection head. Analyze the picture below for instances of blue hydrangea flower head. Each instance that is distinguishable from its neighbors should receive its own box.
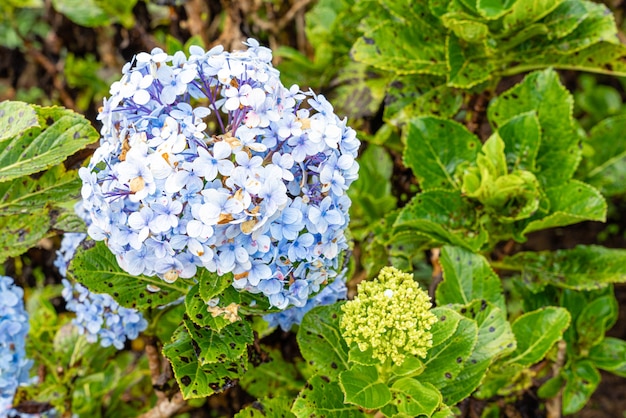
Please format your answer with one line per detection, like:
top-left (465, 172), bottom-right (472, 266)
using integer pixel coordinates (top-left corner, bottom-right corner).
top-left (0, 276), bottom-right (32, 416)
top-left (81, 39), bottom-right (360, 310)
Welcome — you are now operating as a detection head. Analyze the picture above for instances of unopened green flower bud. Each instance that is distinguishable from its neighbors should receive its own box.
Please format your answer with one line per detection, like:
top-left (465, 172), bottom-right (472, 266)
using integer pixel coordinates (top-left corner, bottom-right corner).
top-left (340, 266), bottom-right (437, 365)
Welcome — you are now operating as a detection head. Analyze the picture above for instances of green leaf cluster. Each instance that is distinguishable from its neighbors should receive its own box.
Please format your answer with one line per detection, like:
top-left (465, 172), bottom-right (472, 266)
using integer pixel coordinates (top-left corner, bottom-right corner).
top-left (396, 69), bottom-right (606, 252)
top-left (0, 101), bottom-right (98, 263)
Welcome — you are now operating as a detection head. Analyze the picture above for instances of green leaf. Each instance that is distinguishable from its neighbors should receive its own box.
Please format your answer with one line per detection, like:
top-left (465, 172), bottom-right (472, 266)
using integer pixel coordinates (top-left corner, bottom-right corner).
top-left (0, 104), bottom-right (98, 182)
top-left (503, 0), bottom-right (563, 32)
top-left (441, 301), bottom-right (516, 404)
top-left (51, 0), bottom-right (109, 26)
top-left (0, 101), bottom-right (39, 142)
top-left (292, 374), bottom-right (365, 418)
top-left (390, 378), bottom-right (442, 416)
top-left (488, 69), bottom-right (579, 187)
top-left (351, 2), bottom-right (446, 75)
top-left (501, 245), bottom-right (626, 291)
top-left (394, 190), bottom-right (488, 252)
top-left (197, 269), bottom-right (232, 302)
top-left (162, 326), bottom-right (247, 400)
top-left (297, 304), bottom-right (349, 379)
top-left (562, 360), bottom-right (601, 415)
top-left (403, 117), bottom-right (480, 191)
top-left (437, 246), bottom-right (505, 311)
top-left (589, 337), bottom-right (626, 377)
top-left (496, 111), bottom-right (541, 173)
top-left (185, 283), bottom-right (240, 331)
top-left (581, 114), bottom-right (626, 196)
top-left (477, 0), bottom-right (515, 19)
top-left (239, 348), bottom-right (305, 399)
top-left (235, 396), bottom-right (296, 418)
top-left (523, 180), bottom-right (606, 233)
top-left (507, 307), bottom-right (570, 366)
top-left (575, 295), bottom-right (618, 354)
top-left (183, 318), bottom-right (252, 365)
top-left (347, 343), bottom-right (378, 366)
top-left (68, 241), bottom-right (189, 309)
top-left (420, 308), bottom-right (478, 387)
top-left (339, 365), bottom-right (391, 410)
top-left (446, 33), bottom-right (494, 88)
top-left (0, 164), bottom-right (81, 214)
top-left (0, 211), bottom-right (52, 263)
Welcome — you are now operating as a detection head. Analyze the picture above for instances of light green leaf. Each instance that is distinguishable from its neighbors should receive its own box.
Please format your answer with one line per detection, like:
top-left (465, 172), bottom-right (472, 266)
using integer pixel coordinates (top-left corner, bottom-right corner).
top-left (239, 348), bottom-right (305, 399)
top-left (297, 304), bottom-right (349, 379)
top-left (339, 365), bottom-right (391, 410)
top-left (292, 374), bottom-right (365, 418)
top-left (0, 104), bottom-right (99, 182)
top-left (496, 111), bottom-right (541, 173)
top-left (507, 307), bottom-right (570, 366)
top-left (347, 343), bottom-right (378, 366)
top-left (403, 117), bottom-right (480, 191)
top-left (162, 326), bottom-right (247, 400)
top-left (51, 0), bottom-right (109, 26)
top-left (441, 301), bottom-right (515, 404)
top-left (68, 241), bottom-right (189, 309)
top-left (523, 180), bottom-right (606, 233)
top-left (420, 308), bottom-right (478, 388)
top-left (488, 69), bottom-right (579, 187)
top-left (589, 337), bottom-right (626, 377)
top-left (501, 245), bottom-right (626, 290)
top-left (183, 318), bottom-right (252, 365)
top-left (394, 190), bottom-right (488, 252)
top-left (390, 378), bottom-right (442, 416)
top-left (437, 245), bottom-right (505, 311)
top-left (562, 360), bottom-right (601, 415)
top-left (541, 0), bottom-right (597, 39)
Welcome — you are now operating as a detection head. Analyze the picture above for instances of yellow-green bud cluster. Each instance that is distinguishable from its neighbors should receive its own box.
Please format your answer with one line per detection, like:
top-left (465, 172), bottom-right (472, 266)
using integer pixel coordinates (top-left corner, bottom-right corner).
top-left (340, 267), bottom-right (437, 365)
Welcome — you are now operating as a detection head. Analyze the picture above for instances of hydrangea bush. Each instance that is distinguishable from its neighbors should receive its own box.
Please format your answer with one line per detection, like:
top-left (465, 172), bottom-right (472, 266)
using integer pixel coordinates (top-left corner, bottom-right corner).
top-left (3, 0), bottom-right (626, 416)
top-left (81, 39), bottom-right (359, 310)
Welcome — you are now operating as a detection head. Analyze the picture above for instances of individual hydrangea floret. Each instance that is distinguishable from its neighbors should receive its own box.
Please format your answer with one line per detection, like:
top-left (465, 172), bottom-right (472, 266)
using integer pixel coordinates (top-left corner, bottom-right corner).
top-left (56, 232), bottom-right (148, 350)
top-left (340, 267), bottom-right (437, 365)
top-left (264, 275), bottom-right (347, 331)
top-left (0, 276), bottom-right (32, 416)
top-left (81, 39), bottom-right (359, 310)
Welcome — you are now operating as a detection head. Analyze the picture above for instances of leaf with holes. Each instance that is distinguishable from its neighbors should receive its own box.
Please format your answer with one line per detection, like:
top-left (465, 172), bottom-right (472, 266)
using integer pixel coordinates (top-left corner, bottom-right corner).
top-left (185, 283), bottom-right (241, 331)
top-left (68, 241), bottom-right (189, 309)
top-left (440, 301), bottom-right (515, 405)
top-left (163, 325), bottom-right (247, 400)
top-left (239, 348), bottom-right (305, 399)
top-left (297, 304), bottom-right (349, 379)
top-left (292, 374), bottom-right (365, 418)
top-left (183, 318), bottom-right (252, 366)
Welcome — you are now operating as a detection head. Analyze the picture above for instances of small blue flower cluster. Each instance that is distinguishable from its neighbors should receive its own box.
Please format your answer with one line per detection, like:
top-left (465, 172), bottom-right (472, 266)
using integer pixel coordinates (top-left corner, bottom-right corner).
top-left (0, 276), bottom-right (32, 416)
top-left (57, 233), bottom-right (148, 350)
top-left (81, 39), bottom-right (359, 309)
